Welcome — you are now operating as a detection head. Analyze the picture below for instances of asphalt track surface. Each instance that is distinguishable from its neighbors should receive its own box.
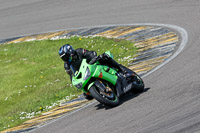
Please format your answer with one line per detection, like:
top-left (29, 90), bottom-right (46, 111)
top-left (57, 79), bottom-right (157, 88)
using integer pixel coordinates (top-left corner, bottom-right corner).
top-left (1, 0), bottom-right (200, 133)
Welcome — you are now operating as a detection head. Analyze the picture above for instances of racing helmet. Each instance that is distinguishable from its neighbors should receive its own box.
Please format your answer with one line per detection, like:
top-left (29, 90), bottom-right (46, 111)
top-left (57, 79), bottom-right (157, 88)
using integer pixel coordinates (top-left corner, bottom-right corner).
top-left (59, 44), bottom-right (75, 63)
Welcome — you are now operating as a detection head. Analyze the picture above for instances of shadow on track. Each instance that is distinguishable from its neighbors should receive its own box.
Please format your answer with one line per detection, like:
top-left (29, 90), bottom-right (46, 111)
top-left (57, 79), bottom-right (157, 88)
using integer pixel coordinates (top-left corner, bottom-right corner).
top-left (94, 87), bottom-right (150, 110)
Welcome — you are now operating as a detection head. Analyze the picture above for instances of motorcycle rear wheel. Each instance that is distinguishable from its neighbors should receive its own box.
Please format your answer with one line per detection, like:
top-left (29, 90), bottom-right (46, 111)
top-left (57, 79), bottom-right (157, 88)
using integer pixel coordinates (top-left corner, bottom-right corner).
top-left (131, 72), bottom-right (145, 93)
top-left (89, 84), bottom-right (120, 107)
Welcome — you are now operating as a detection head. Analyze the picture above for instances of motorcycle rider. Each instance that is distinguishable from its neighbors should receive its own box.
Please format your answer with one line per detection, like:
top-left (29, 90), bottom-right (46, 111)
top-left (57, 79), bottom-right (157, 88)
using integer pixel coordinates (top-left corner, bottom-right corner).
top-left (58, 44), bottom-right (128, 100)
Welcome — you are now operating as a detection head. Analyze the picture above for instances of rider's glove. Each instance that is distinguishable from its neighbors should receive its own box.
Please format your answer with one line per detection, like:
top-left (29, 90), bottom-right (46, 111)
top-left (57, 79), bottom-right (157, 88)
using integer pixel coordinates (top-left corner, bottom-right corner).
top-left (89, 53), bottom-right (111, 64)
top-left (103, 53), bottom-right (111, 60)
top-left (99, 53), bottom-right (111, 61)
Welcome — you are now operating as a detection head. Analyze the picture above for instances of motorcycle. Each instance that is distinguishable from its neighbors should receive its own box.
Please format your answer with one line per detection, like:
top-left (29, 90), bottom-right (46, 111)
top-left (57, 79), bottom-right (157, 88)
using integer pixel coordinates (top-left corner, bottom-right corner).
top-left (70, 51), bottom-right (144, 107)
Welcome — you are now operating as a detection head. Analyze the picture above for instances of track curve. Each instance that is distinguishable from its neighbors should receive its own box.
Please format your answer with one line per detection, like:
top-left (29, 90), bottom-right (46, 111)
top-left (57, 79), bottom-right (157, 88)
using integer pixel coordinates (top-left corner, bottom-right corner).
top-left (1, 0), bottom-right (200, 133)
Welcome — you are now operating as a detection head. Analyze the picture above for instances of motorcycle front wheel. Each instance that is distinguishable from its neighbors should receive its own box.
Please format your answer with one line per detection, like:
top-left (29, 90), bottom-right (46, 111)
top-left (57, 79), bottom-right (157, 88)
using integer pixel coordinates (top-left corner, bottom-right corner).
top-left (89, 83), bottom-right (120, 107)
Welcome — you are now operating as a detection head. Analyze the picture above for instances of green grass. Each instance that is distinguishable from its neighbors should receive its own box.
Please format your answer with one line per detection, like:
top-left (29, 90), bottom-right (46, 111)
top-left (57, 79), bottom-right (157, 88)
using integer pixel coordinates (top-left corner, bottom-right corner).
top-left (0, 36), bottom-right (137, 131)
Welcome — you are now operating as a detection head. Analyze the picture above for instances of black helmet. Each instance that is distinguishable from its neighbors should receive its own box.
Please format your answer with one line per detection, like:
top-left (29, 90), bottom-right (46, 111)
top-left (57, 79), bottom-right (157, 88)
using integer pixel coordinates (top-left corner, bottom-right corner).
top-left (59, 44), bottom-right (75, 63)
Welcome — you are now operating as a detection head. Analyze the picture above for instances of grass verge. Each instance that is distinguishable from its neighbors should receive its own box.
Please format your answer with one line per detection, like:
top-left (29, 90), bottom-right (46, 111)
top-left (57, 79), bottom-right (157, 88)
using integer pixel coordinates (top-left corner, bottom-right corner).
top-left (0, 36), bottom-right (137, 131)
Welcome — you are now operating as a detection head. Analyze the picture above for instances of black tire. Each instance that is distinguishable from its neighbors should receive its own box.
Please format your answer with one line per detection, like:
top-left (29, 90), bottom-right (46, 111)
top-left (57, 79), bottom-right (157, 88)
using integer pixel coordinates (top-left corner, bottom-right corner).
top-left (89, 86), bottom-right (120, 107)
top-left (131, 72), bottom-right (145, 93)
top-left (83, 93), bottom-right (94, 100)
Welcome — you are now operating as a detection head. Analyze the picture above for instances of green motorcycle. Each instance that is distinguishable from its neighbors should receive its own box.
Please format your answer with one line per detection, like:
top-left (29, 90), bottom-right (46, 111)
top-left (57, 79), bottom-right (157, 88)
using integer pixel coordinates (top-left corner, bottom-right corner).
top-left (71, 51), bottom-right (144, 107)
